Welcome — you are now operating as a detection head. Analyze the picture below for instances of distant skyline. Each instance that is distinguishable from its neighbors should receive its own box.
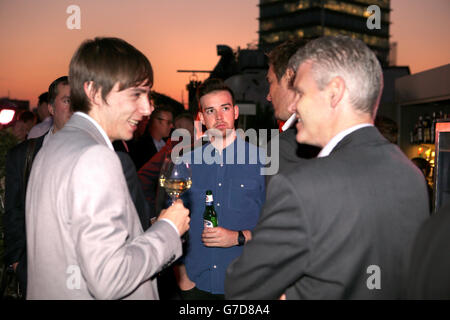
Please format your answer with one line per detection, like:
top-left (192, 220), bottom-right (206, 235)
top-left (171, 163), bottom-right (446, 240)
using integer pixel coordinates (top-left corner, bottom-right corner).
top-left (0, 0), bottom-right (449, 108)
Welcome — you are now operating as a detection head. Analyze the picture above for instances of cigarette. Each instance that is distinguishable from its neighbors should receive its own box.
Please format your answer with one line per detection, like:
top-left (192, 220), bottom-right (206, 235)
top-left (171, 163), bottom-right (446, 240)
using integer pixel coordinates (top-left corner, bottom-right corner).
top-left (282, 113), bottom-right (297, 132)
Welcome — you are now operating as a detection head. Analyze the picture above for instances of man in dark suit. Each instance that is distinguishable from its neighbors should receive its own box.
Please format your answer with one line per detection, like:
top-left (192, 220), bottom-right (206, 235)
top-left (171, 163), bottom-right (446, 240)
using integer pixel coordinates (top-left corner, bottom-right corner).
top-left (406, 201), bottom-right (450, 299)
top-left (4, 76), bottom-right (71, 297)
top-left (129, 106), bottom-right (174, 170)
top-left (265, 39), bottom-right (320, 175)
top-left (225, 36), bottom-right (429, 299)
top-left (4, 134), bottom-right (45, 297)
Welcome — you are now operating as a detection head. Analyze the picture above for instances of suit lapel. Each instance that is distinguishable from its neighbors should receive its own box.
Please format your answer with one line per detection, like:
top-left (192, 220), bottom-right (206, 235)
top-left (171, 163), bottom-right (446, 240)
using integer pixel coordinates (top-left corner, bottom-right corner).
top-left (66, 113), bottom-right (110, 147)
top-left (330, 126), bottom-right (387, 155)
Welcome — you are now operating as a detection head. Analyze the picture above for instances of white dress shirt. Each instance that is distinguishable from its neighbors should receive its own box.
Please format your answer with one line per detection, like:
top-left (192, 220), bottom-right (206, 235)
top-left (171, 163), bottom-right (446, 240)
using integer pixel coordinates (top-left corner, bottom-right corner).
top-left (152, 137), bottom-right (166, 152)
top-left (317, 123), bottom-right (373, 158)
top-left (75, 112), bottom-right (114, 150)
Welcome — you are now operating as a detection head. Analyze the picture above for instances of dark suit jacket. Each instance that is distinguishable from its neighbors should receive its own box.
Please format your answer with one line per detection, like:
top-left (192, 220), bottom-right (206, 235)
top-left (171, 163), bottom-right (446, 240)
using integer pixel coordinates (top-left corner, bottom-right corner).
top-left (266, 127), bottom-right (320, 184)
top-left (225, 126), bottom-right (429, 299)
top-left (129, 134), bottom-right (158, 171)
top-left (406, 201), bottom-right (450, 299)
top-left (116, 151), bottom-right (152, 231)
top-left (4, 134), bottom-right (45, 295)
top-left (276, 127), bottom-right (321, 163)
top-left (4, 135), bottom-right (45, 267)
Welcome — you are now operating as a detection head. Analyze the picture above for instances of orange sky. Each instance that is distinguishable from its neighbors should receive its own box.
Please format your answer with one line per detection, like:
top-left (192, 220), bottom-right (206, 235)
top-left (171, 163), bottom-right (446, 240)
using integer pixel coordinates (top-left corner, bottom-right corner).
top-left (0, 0), bottom-right (449, 108)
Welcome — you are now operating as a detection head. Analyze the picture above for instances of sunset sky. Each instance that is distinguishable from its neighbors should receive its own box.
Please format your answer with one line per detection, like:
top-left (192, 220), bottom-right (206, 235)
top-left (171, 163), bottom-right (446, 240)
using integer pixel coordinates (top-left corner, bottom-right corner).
top-left (0, 0), bottom-right (449, 108)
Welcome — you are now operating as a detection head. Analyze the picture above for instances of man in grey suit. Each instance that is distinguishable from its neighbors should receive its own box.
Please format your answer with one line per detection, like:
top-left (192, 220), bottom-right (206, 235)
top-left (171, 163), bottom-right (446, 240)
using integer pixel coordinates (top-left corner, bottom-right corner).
top-left (225, 36), bottom-right (429, 299)
top-left (25, 37), bottom-right (190, 299)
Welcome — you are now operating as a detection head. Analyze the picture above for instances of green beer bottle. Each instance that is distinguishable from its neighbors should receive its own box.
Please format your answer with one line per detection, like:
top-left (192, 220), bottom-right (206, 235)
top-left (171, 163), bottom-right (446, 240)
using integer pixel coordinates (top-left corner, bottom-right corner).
top-left (203, 190), bottom-right (218, 228)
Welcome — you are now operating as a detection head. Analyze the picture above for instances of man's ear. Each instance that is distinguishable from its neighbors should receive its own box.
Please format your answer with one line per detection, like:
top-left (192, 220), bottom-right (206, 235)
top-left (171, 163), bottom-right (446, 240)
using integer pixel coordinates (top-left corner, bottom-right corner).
top-left (283, 68), bottom-right (295, 87)
top-left (83, 81), bottom-right (102, 107)
top-left (328, 76), bottom-right (346, 109)
top-left (233, 104), bottom-right (239, 120)
top-left (48, 103), bottom-right (55, 116)
top-left (198, 110), bottom-right (205, 126)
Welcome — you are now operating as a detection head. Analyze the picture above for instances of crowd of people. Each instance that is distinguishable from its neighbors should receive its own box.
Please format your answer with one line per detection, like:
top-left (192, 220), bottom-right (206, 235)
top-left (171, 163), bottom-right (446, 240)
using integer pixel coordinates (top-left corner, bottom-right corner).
top-left (0, 35), bottom-right (448, 300)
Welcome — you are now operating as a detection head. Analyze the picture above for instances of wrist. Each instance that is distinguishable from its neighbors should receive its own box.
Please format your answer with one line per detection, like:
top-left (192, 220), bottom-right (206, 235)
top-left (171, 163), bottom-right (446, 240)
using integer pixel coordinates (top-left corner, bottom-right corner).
top-left (237, 230), bottom-right (245, 246)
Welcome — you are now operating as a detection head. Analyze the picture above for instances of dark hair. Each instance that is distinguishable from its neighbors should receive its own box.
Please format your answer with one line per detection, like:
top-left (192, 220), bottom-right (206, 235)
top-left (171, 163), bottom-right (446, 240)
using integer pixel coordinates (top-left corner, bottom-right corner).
top-left (175, 112), bottom-right (194, 123)
top-left (150, 105), bottom-right (174, 123)
top-left (267, 39), bottom-right (307, 81)
top-left (48, 76), bottom-right (69, 105)
top-left (196, 78), bottom-right (235, 109)
top-left (18, 110), bottom-right (36, 123)
top-left (69, 37), bottom-right (153, 113)
top-left (375, 115), bottom-right (398, 144)
top-left (38, 92), bottom-right (49, 105)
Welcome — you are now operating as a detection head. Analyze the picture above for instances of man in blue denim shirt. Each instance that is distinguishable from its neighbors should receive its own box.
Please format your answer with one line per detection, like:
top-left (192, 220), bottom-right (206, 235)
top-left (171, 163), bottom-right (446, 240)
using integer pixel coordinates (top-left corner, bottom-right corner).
top-left (175, 79), bottom-right (265, 299)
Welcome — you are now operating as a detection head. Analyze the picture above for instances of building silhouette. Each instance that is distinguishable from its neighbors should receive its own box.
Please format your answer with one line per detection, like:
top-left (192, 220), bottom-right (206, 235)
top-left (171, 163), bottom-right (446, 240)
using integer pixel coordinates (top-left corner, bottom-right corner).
top-left (0, 97), bottom-right (30, 111)
top-left (258, 0), bottom-right (391, 66)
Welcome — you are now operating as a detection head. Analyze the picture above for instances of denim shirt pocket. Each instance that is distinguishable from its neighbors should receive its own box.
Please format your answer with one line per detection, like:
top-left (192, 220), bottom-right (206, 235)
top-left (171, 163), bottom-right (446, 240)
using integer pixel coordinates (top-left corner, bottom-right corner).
top-left (227, 178), bottom-right (259, 211)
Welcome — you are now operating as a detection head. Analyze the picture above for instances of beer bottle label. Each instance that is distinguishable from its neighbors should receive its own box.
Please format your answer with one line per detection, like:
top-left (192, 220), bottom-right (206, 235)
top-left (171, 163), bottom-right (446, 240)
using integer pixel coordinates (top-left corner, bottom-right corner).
top-left (205, 194), bottom-right (213, 203)
top-left (204, 219), bottom-right (214, 228)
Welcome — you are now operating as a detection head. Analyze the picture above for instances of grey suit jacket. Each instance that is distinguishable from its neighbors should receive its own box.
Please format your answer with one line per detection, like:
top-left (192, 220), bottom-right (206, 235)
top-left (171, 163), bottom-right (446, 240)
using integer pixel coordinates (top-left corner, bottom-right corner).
top-left (225, 126), bottom-right (429, 299)
top-left (26, 113), bottom-right (181, 299)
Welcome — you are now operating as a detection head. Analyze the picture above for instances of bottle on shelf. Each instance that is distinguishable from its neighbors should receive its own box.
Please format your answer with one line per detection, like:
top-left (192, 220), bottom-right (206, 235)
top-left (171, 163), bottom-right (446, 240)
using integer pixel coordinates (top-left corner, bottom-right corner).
top-left (431, 112), bottom-right (437, 144)
top-left (416, 116), bottom-right (424, 144)
top-left (423, 114), bottom-right (431, 144)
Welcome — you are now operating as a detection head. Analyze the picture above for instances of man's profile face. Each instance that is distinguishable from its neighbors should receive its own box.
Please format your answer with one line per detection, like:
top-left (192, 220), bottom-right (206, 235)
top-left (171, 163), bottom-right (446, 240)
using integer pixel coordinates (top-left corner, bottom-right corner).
top-left (49, 83), bottom-right (72, 131)
top-left (199, 90), bottom-right (238, 138)
top-left (154, 110), bottom-right (173, 139)
top-left (266, 64), bottom-right (296, 121)
top-left (37, 101), bottom-right (49, 121)
top-left (12, 120), bottom-right (32, 141)
top-left (101, 82), bottom-right (152, 141)
top-left (290, 61), bottom-right (329, 147)
top-left (23, 118), bottom-right (35, 134)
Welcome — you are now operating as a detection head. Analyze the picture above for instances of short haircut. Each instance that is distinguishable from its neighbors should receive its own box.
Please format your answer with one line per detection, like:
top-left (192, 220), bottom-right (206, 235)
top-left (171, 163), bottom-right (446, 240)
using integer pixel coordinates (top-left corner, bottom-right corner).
top-left (175, 112), bottom-right (194, 123)
top-left (18, 110), bottom-right (36, 123)
top-left (197, 78), bottom-right (235, 109)
top-left (48, 76), bottom-right (69, 105)
top-left (288, 35), bottom-right (383, 116)
top-left (375, 115), bottom-right (398, 144)
top-left (150, 105), bottom-right (174, 123)
top-left (38, 92), bottom-right (48, 105)
top-left (69, 37), bottom-right (153, 113)
top-left (267, 39), bottom-right (307, 82)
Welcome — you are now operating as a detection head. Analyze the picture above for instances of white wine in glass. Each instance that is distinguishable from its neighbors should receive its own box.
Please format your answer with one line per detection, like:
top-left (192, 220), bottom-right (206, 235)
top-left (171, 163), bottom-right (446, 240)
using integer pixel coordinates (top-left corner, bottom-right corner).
top-left (159, 156), bottom-right (192, 204)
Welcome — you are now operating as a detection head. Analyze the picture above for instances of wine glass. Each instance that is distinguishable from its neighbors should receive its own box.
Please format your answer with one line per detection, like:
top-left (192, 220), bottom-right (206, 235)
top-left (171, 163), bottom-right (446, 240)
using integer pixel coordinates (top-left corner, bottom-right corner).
top-left (159, 155), bottom-right (192, 205)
